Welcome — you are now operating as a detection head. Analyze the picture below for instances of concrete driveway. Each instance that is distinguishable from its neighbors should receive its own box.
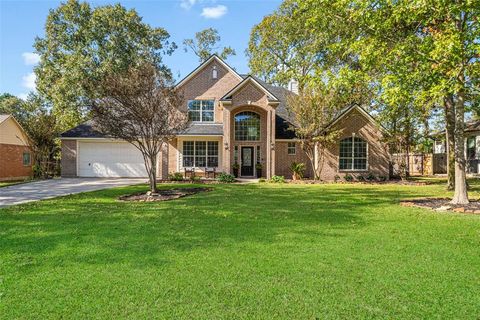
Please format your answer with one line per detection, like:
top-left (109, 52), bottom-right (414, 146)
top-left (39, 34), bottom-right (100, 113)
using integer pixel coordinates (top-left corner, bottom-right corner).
top-left (0, 178), bottom-right (146, 208)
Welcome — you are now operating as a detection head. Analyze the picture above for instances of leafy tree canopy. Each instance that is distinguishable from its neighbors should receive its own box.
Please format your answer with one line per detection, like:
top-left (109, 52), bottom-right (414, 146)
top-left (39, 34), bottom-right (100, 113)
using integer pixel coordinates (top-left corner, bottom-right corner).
top-left (183, 28), bottom-right (235, 62)
top-left (34, 0), bottom-right (176, 129)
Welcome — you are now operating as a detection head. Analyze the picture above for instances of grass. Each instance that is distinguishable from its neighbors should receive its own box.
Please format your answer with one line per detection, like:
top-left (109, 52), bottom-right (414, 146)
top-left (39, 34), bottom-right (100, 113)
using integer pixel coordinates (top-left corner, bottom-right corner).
top-left (0, 180), bottom-right (25, 188)
top-left (1, 180), bottom-right (479, 319)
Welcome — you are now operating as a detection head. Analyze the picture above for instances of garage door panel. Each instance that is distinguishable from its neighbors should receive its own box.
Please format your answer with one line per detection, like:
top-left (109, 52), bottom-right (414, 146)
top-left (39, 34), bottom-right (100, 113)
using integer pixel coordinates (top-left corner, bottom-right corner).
top-left (78, 142), bottom-right (147, 177)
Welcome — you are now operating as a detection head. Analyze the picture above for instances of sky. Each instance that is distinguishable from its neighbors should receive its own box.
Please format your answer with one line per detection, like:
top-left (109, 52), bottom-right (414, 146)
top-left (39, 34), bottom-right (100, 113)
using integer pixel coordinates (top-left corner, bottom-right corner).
top-left (0, 0), bottom-right (281, 99)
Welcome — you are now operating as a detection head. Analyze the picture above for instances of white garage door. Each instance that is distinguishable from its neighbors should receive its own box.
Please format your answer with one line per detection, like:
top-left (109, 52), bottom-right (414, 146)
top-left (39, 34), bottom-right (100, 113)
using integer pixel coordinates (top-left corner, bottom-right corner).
top-left (78, 142), bottom-right (148, 177)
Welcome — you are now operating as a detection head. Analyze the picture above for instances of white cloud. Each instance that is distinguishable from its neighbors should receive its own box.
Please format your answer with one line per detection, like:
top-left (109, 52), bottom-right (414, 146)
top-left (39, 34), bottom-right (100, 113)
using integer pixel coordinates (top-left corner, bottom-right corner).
top-left (201, 5), bottom-right (227, 19)
top-left (22, 52), bottom-right (40, 65)
top-left (180, 0), bottom-right (197, 10)
top-left (22, 72), bottom-right (36, 91)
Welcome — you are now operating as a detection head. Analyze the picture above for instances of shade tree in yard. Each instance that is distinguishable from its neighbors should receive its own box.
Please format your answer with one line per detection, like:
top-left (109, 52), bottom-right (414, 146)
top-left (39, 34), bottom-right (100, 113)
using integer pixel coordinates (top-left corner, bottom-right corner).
top-left (90, 63), bottom-right (188, 193)
top-left (34, 0), bottom-right (176, 129)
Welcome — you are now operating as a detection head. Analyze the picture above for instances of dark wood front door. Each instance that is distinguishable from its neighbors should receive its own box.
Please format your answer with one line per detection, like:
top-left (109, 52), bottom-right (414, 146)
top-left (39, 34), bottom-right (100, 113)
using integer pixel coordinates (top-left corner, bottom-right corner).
top-left (241, 146), bottom-right (254, 177)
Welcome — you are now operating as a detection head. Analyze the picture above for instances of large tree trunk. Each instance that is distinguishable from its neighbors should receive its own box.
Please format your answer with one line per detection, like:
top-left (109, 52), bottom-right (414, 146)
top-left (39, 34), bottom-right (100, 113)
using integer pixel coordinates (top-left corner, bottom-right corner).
top-left (149, 154), bottom-right (158, 193)
top-left (445, 95), bottom-right (455, 190)
top-left (451, 88), bottom-right (468, 205)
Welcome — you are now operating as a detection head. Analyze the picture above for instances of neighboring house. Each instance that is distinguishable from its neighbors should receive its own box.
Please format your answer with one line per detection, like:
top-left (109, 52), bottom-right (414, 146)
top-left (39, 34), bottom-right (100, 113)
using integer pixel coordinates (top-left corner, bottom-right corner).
top-left (60, 55), bottom-right (389, 180)
top-left (433, 119), bottom-right (480, 174)
top-left (0, 114), bottom-right (33, 181)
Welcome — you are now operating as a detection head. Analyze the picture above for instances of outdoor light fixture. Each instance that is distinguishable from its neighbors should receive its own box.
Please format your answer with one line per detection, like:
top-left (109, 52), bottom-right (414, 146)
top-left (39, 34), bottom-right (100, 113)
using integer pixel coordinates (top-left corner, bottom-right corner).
top-left (224, 142), bottom-right (229, 150)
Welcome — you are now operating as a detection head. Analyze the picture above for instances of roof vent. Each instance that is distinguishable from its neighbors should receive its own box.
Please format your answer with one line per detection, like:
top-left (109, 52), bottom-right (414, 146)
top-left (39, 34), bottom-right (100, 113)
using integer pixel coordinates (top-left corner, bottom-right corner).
top-left (212, 66), bottom-right (218, 79)
top-left (288, 79), bottom-right (299, 94)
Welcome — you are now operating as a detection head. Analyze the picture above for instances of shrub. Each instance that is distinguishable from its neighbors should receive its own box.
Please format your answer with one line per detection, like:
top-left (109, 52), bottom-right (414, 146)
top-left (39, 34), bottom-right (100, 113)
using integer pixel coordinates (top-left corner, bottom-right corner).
top-left (378, 175), bottom-right (387, 182)
top-left (357, 175), bottom-right (366, 182)
top-left (169, 172), bottom-right (184, 181)
top-left (269, 175), bottom-right (286, 183)
top-left (190, 175), bottom-right (201, 182)
top-left (366, 173), bottom-right (376, 182)
top-left (258, 178), bottom-right (266, 183)
top-left (344, 174), bottom-right (354, 182)
top-left (217, 172), bottom-right (236, 183)
top-left (290, 162), bottom-right (306, 180)
top-left (334, 175), bottom-right (341, 182)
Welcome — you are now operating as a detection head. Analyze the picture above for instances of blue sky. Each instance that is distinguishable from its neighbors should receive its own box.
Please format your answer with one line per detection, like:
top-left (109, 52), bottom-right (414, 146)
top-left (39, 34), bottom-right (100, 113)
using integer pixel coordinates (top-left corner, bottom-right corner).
top-left (0, 0), bottom-right (281, 99)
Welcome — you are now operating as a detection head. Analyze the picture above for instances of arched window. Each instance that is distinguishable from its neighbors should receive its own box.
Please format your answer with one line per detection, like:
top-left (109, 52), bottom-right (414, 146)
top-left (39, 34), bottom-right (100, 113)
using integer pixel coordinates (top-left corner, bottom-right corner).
top-left (235, 111), bottom-right (260, 141)
top-left (339, 136), bottom-right (367, 170)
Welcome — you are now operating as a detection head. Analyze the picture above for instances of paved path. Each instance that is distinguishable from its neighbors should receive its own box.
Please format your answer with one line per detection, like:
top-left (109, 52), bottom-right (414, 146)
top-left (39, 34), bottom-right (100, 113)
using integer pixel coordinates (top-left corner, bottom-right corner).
top-left (0, 178), bottom-right (146, 207)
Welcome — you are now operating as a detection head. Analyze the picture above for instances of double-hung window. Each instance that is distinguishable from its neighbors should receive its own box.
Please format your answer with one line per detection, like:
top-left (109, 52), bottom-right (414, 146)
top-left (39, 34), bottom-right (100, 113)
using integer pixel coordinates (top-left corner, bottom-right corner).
top-left (182, 141), bottom-right (218, 167)
top-left (339, 136), bottom-right (368, 171)
top-left (287, 142), bottom-right (296, 155)
top-left (188, 100), bottom-right (214, 122)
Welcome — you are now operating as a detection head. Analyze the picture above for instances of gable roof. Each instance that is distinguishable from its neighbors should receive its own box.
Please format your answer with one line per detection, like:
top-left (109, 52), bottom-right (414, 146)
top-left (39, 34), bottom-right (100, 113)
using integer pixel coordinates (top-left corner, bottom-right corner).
top-left (175, 54), bottom-right (243, 88)
top-left (324, 104), bottom-right (388, 133)
top-left (220, 76), bottom-right (280, 102)
top-left (0, 114), bottom-right (10, 124)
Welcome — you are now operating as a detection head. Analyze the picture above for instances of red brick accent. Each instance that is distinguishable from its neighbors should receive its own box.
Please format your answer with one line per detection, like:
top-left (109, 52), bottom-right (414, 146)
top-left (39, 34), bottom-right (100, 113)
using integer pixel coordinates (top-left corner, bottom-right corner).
top-left (0, 143), bottom-right (33, 181)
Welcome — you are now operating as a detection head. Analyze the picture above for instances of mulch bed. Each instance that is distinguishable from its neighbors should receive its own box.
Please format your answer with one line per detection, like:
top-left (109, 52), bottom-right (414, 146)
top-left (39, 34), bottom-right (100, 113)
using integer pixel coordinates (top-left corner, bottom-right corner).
top-left (400, 198), bottom-right (480, 214)
top-left (119, 187), bottom-right (212, 202)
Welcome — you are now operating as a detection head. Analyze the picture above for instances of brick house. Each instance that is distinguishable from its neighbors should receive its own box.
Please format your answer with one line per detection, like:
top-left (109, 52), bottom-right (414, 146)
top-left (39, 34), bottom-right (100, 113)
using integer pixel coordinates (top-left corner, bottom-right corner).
top-left (60, 55), bottom-right (389, 180)
top-left (0, 114), bottom-right (33, 181)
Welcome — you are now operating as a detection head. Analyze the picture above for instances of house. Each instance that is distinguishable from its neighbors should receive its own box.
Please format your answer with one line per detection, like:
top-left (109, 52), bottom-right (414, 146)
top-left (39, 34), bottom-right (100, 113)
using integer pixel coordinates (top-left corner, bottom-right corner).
top-left (433, 119), bottom-right (480, 174)
top-left (60, 55), bottom-right (390, 180)
top-left (0, 114), bottom-right (33, 181)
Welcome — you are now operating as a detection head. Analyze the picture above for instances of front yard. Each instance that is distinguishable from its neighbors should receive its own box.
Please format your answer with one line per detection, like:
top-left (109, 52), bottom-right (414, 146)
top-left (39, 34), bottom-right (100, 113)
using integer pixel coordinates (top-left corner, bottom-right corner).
top-left (1, 181), bottom-right (479, 318)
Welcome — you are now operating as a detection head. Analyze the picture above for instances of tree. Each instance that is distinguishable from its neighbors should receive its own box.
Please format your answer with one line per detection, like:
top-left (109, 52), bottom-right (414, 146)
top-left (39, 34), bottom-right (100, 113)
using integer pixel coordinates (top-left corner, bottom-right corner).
top-left (247, 2), bottom-right (321, 91)
top-left (298, 0), bottom-right (479, 204)
top-left (0, 93), bottom-right (33, 124)
top-left (34, 0), bottom-right (175, 129)
top-left (183, 28), bottom-right (235, 62)
top-left (91, 63), bottom-right (188, 193)
top-left (287, 83), bottom-right (342, 180)
top-left (22, 95), bottom-right (62, 178)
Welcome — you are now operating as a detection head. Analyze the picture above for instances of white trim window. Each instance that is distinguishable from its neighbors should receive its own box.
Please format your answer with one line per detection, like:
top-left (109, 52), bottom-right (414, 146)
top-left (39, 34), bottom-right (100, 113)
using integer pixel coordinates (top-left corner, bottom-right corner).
top-left (339, 136), bottom-right (368, 171)
top-left (287, 142), bottom-right (296, 155)
top-left (188, 100), bottom-right (214, 122)
top-left (183, 141), bottom-right (218, 167)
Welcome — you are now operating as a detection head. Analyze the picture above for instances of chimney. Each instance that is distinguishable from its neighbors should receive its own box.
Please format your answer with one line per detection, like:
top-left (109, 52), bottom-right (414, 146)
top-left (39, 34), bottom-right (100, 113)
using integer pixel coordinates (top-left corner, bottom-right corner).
top-left (288, 79), bottom-right (299, 94)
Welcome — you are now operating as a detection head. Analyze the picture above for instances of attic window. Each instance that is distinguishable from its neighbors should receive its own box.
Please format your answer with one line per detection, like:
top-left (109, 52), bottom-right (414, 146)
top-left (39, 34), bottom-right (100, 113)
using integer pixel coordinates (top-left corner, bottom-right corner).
top-left (212, 66), bottom-right (218, 79)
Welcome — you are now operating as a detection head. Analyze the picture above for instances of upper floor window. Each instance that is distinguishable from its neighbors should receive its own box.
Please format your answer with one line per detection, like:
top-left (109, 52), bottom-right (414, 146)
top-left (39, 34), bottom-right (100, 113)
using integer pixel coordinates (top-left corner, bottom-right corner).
top-left (287, 142), bottom-right (296, 155)
top-left (235, 111), bottom-right (260, 141)
top-left (188, 100), bottom-right (214, 122)
top-left (339, 136), bottom-right (367, 171)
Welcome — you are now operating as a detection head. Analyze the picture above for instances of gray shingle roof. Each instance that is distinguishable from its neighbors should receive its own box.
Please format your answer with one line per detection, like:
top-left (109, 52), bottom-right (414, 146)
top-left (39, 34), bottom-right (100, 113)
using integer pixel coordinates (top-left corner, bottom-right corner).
top-left (178, 123), bottom-right (223, 136)
top-left (60, 120), bottom-right (105, 138)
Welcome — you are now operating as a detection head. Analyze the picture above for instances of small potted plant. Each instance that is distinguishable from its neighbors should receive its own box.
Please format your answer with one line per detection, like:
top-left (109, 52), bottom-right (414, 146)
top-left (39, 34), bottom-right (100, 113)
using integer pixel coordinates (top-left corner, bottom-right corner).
top-left (255, 163), bottom-right (263, 178)
top-left (232, 162), bottom-right (240, 177)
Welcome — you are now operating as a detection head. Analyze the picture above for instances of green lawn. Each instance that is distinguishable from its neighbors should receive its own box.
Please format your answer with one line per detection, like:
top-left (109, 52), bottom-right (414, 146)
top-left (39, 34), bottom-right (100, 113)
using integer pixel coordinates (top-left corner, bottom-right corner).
top-left (1, 181), bottom-right (479, 319)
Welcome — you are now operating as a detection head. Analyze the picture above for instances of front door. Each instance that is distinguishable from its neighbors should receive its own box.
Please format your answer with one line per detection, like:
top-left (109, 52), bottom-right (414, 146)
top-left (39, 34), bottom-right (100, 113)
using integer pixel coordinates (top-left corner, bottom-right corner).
top-left (241, 146), bottom-right (254, 177)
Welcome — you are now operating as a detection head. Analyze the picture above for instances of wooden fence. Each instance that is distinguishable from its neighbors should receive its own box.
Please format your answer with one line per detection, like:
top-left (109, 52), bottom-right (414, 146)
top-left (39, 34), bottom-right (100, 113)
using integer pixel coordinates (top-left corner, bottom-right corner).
top-left (391, 153), bottom-right (434, 177)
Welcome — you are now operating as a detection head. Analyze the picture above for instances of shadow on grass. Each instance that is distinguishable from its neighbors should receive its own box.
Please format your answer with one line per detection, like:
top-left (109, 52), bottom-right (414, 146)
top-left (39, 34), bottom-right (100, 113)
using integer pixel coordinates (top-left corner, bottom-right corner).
top-left (0, 183), bottom-right (436, 270)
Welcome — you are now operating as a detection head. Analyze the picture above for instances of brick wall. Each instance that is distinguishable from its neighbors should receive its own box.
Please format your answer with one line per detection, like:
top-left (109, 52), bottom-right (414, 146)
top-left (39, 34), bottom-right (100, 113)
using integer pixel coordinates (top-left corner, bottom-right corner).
top-left (0, 143), bottom-right (33, 181)
top-left (61, 140), bottom-right (77, 177)
top-left (320, 108), bottom-right (389, 180)
top-left (275, 141), bottom-right (313, 178)
top-left (177, 59), bottom-right (242, 124)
